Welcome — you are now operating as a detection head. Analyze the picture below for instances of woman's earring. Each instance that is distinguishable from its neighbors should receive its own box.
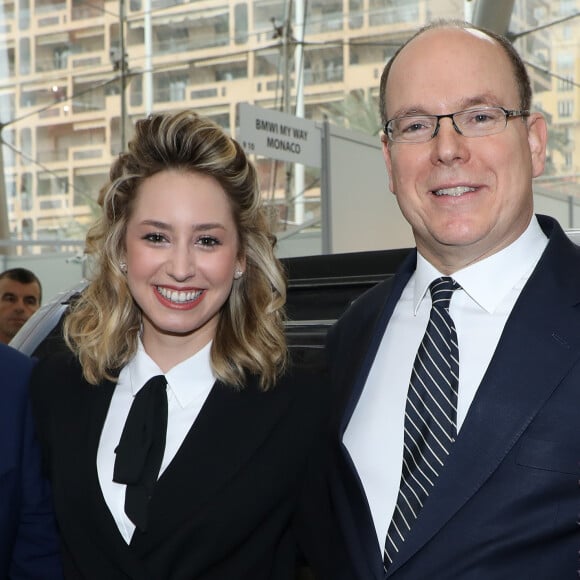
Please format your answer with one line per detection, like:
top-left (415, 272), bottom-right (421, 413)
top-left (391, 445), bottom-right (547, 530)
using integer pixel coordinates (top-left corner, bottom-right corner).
top-left (233, 268), bottom-right (244, 280)
top-left (120, 262), bottom-right (127, 273)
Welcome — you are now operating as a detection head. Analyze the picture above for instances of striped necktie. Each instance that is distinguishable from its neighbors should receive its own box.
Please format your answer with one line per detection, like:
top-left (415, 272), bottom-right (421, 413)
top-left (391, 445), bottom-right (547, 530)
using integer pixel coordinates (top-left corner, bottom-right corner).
top-left (384, 276), bottom-right (459, 569)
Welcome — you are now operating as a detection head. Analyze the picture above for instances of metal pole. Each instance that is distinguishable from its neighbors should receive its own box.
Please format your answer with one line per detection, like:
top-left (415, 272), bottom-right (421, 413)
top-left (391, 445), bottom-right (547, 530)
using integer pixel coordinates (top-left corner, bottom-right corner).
top-left (0, 6), bottom-right (13, 254)
top-left (293, 0), bottom-right (305, 225)
top-left (471, 0), bottom-right (516, 35)
top-left (464, 0), bottom-right (474, 23)
top-left (282, 0), bottom-right (293, 116)
top-left (144, 0), bottom-right (153, 115)
top-left (320, 117), bottom-right (332, 254)
top-left (282, 0), bottom-right (293, 217)
top-left (119, 0), bottom-right (128, 150)
top-left (0, 127), bottom-right (12, 255)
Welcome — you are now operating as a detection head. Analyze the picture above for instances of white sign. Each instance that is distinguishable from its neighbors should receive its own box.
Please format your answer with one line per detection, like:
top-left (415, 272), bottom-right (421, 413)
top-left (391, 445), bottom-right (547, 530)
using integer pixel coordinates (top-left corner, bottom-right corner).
top-left (238, 103), bottom-right (321, 167)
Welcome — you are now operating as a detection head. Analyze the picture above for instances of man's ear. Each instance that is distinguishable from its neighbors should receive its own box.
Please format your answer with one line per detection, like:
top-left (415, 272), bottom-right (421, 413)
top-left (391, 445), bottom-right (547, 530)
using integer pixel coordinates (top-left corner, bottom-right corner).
top-left (381, 134), bottom-right (396, 194)
top-left (527, 113), bottom-right (548, 178)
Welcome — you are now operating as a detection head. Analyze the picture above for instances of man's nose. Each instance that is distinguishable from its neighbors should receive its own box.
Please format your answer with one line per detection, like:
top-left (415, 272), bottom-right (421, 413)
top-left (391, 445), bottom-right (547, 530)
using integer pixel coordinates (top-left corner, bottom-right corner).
top-left (431, 117), bottom-right (469, 164)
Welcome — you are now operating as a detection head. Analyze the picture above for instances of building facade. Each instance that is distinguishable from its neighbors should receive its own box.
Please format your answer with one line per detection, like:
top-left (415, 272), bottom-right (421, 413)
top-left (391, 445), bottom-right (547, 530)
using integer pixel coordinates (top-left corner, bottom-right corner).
top-left (0, 0), bottom-right (578, 253)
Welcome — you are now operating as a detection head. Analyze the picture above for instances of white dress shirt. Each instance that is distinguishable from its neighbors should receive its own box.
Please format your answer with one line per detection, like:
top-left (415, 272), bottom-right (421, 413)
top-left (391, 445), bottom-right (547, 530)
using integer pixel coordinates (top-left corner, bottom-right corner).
top-left (97, 339), bottom-right (215, 543)
top-left (343, 216), bottom-right (549, 550)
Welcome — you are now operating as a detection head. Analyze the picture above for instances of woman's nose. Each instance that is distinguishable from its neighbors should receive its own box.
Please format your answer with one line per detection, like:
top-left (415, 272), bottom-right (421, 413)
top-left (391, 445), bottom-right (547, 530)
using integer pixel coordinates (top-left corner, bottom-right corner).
top-left (167, 245), bottom-right (195, 281)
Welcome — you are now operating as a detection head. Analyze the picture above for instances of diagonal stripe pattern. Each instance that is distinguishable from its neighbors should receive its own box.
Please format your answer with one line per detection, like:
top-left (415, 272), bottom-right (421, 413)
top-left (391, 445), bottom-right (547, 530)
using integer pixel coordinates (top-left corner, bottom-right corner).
top-left (384, 277), bottom-right (459, 570)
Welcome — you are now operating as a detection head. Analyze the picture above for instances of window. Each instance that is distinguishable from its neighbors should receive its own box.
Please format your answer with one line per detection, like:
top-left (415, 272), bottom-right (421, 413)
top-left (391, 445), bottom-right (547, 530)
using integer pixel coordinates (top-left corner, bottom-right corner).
top-left (556, 52), bottom-right (574, 72)
top-left (169, 78), bottom-right (187, 102)
top-left (349, 0), bottom-right (363, 29)
top-left (53, 46), bottom-right (69, 69)
top-left (370, 0), bottom-right (418, 26)
top-left (234, 3), bottom-right (248, 44)
top-left (155, 72), bottom-right (188, 102)
top-left (20, 0), bottom-right (30, 29)
top-left (558, 99), bottom-right (573, 118)
top-left (557, 76), bottom-right (573, 92)
top-left (19, 38), bottom-right (30, 75)
top-left (21, 219), bottom-right (34, 240)
top-left (559, 0), bottom-right (576, 16)
top-left (561, 25), bottom-right (573, 40)
top-left (21, 175), bottom-right (33, 211)
top-left (20, 128), bottom-right (32, 160)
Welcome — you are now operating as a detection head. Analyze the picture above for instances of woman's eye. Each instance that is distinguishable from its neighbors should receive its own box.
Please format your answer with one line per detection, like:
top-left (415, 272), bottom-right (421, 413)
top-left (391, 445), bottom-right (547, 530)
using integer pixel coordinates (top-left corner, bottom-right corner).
top-left (143, 232), bottom-right (167, 243)
top-left (197, 236), bottom-right (220, 247)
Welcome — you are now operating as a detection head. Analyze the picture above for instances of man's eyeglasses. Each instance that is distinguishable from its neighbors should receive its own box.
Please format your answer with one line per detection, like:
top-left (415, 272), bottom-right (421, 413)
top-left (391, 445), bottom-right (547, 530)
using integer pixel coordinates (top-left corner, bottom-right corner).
top-left (383, 106), bottom-right (530, 144)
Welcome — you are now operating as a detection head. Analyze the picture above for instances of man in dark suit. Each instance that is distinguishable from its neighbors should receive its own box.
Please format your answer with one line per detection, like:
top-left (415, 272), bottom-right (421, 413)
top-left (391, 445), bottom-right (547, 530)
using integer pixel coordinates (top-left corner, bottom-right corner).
top-left (299, 20), bottom-right (580, 580)
top-left (0, 342), bottom-right (62, 578)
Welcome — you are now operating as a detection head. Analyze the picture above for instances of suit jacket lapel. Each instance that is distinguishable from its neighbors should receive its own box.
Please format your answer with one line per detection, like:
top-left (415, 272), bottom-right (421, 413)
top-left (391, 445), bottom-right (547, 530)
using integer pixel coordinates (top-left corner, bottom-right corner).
top-left (329, 252), bottom-right (416, 580)
top-left (340, 252), bottom-right (416, 433)
top-left (86, 377), bottom-right (151, 578)
top-left (387, 217), bottom-right (580, 575)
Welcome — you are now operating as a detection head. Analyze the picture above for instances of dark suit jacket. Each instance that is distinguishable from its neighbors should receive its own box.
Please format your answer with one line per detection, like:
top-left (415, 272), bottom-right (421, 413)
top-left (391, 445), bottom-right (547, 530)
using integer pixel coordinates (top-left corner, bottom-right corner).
top-left (0, 342), bottom-right (62, 579)
top-left (299, 215), bottom-right (580, 579)
top-left (29, 349), bottom-right (328, 580)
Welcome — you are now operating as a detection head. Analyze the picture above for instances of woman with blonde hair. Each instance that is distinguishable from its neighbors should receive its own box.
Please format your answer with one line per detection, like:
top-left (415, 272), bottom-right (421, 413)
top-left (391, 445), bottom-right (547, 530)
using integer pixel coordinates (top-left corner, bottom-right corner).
top-left (29, 110), bottom-right (326, 579)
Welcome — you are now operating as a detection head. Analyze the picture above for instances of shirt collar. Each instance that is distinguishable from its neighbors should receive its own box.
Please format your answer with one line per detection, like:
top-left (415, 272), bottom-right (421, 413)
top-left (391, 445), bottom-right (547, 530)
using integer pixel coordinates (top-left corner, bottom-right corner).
top-left (122, 339), bottom-right (215, 409)
top-left (414, 216), bottom-right (548, 314)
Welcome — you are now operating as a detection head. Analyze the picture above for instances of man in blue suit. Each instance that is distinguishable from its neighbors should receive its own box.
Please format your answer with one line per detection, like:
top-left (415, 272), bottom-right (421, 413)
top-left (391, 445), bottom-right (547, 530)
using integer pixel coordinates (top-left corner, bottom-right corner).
top-left (0, 342), bottom-right (62, 578)
top-left (299, 20), bottom-right (580, 580)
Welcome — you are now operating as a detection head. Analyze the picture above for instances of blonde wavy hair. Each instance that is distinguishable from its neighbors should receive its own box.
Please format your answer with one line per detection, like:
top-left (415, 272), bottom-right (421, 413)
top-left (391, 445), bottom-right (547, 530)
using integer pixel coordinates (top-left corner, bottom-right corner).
top-left (65, 110), bottom-right (287, 390)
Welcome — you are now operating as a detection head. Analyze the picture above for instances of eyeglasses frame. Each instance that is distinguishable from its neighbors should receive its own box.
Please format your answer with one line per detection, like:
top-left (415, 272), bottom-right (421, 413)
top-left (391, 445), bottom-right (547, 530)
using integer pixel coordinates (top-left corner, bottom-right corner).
top-left (383, 106), bottom-right (530, 143)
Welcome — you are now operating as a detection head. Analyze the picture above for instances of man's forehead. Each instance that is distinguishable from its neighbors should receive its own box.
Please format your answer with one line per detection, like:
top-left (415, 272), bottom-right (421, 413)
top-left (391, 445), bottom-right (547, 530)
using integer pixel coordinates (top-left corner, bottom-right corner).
top-left (385, 27), bottom-right (514, 114)
top-left (404, 25), bottom-right (498, 53)
top-left (390, 26), bottom-right (503, 76)
top-left (0, 279), bottom-right (40, 297)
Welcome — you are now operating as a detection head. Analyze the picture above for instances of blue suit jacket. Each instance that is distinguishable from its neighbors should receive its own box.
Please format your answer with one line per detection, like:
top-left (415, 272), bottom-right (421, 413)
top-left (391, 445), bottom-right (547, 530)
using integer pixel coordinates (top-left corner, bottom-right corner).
top-left (300, 215), bottom-right (580, 579)
top-left (0, 343), bottom-right (62, 579)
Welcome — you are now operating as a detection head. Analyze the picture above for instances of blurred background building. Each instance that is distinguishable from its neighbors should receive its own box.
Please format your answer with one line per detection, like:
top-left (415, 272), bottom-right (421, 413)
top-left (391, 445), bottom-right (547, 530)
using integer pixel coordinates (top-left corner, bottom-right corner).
top-left (0, 0), bottom-right (579, 300)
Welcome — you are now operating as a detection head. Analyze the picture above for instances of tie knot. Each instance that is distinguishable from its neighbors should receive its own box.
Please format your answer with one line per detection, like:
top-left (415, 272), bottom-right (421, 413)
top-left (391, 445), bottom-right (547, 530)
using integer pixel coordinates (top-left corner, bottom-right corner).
top-left (143, 374), bottom-right (167, 393)
top-left (429, 276), bottom-right (458, 309)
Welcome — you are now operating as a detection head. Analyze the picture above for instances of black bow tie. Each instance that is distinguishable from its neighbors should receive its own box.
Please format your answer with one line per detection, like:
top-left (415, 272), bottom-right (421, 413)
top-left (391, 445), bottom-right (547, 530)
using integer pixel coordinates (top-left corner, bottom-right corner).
top-left (113, 375), bottom-right (168, 532)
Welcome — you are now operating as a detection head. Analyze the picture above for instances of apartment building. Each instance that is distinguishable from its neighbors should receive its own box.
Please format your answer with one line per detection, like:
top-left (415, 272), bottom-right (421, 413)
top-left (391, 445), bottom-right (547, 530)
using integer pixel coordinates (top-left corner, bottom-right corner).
top-left (0, 0), bottom-right (578, 253)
